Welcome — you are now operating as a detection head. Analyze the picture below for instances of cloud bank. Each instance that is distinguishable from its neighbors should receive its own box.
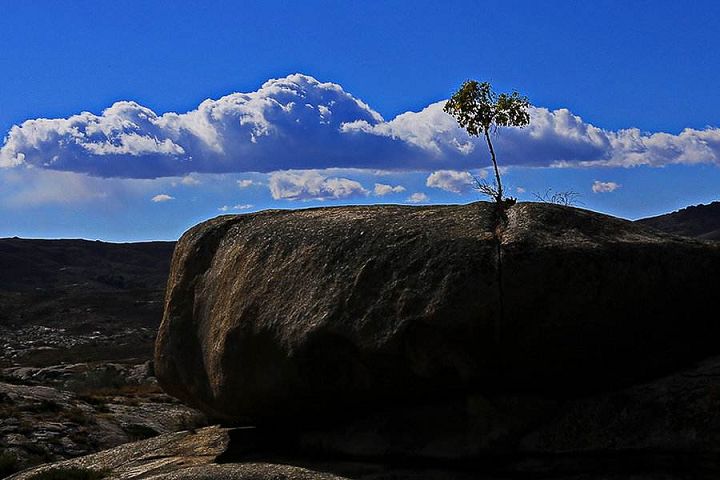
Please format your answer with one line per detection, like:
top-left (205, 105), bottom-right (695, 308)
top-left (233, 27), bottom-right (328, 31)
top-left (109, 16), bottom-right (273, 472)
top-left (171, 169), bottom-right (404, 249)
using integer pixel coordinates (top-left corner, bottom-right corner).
top-left (2, 73), bottom-right (719, 179)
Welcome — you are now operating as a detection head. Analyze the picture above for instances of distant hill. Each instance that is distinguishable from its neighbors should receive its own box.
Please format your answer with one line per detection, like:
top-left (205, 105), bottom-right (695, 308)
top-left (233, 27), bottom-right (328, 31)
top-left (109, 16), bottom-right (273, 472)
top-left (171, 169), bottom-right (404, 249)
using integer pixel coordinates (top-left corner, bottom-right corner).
top-left (0, 237), bottom-right (175, 292)
top-left (637, 201), bottom-right (720, 240)
top-left (0, 238), bottom-right (175, 366)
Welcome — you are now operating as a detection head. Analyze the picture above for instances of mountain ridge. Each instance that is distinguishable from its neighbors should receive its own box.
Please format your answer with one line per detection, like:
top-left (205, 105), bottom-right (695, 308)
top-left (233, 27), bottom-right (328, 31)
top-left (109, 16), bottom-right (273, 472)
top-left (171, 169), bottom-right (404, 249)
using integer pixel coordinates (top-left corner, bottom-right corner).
top-left (637, 200), bottom-right (720, 240)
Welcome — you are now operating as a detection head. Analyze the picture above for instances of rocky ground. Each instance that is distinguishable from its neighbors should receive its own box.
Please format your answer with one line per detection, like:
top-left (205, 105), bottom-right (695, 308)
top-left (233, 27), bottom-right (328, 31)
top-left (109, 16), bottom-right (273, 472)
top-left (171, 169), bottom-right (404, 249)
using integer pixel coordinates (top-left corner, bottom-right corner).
top-left (0, 325), bottom-right (157, 368)
top-left (0, 238), bottom-right (206, 478)
top-left (0, 363), bottom-right (205, 477)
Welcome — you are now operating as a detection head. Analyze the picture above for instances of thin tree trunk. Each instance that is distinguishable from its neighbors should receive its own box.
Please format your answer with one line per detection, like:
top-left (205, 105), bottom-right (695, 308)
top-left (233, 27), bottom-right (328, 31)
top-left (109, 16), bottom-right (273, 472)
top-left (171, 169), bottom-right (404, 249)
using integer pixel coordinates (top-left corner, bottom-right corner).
top-left (483, 128), bottom-right (503, 202)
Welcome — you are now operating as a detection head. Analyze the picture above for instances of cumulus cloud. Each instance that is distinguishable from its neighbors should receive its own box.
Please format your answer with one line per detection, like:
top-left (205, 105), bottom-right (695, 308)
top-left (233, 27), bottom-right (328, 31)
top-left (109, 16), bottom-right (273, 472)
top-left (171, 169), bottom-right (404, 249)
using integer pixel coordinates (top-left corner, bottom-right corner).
top-left (407, 192), bottom-right (429, 203)
top-left (345, 102), bottom-right (720, 169)
top-left (592, 180), bottom-right (621, 193)
top-left (151, 193), bottom-right (174, 202)
top-left (2, 73), bottom-right (719, 179)
top-left (237, 179), bottom-right (255, 188)
top-left (425, 170), bottom-right (478, 193)
top-left (268, 170), bottom-right (368, 201)
top-left (0, 74), bottom-right (388, 177)
top-left (373, 183), bottom-right (406, 196)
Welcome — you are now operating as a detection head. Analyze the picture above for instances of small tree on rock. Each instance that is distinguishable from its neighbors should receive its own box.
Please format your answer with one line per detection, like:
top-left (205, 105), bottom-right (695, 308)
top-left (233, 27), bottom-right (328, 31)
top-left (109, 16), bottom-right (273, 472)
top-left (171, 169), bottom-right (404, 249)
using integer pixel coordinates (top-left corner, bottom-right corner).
top-left (444, 81), bottom-right (530, 206)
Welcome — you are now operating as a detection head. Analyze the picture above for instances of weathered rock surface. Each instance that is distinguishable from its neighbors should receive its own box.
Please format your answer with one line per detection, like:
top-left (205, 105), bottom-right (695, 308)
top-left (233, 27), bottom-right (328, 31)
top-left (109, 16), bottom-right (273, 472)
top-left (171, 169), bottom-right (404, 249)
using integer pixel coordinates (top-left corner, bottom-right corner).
top-left (0, 364), bottom-right (206, 475)
top-left (6, 426), bottom-right (230, 480)
top-left (155, 202), bottom-right (720, 421)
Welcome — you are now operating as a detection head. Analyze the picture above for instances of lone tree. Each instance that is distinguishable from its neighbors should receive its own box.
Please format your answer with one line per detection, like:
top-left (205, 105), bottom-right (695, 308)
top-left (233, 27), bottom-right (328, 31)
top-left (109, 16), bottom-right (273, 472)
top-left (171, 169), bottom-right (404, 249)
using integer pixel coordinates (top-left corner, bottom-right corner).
top-left (444, 81), bottom-right (530, 204)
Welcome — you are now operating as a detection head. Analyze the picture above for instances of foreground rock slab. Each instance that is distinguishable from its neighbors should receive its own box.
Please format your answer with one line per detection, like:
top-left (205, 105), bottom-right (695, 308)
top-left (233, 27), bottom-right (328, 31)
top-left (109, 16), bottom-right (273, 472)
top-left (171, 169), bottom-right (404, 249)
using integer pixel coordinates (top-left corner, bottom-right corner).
top-left (155, 202), bottom-right (720, 421)
top-left (6, 426), bottom-right (229, 480)
top-left (0, 362), bottom-right (206, 474)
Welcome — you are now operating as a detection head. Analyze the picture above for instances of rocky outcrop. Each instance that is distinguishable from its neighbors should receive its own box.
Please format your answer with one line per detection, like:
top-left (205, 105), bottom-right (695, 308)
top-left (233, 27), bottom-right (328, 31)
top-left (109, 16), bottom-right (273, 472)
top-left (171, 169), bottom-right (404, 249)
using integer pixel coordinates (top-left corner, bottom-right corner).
top-left (155, 202), bottom-right (720, 422)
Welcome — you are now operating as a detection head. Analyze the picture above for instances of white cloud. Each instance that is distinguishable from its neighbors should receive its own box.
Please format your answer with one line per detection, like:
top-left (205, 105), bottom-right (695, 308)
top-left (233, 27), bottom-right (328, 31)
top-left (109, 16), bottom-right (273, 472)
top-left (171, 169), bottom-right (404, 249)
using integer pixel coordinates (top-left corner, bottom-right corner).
top-left (592, 180), bottom-right (621, 193)
top-left (268, 170), bottom-right (368, 201)
top-left (343, 102), bottom-right (720, 170)
top-left (407, 192), bottom-right (429, 203)
top-left (373, 183), bottom-right (406, 196)
top-left (180, 175), bottom-right (201, 186)
top-left (425, 170), bottom-right (477, 193)
top-left (237, 179), bottom-right (254, 188)
top-left (151, 193), bottom-right (174, 202)
top-left (220, 203), bottom-right (254, 212)
top-left (516, 186), bottom-right (526, 193)
top-left (2, 73), bottom-right (719, 179)
top-left (81, 132), bottom-right (185, 156)
top-left (0, 74), bottom-right (387, 177)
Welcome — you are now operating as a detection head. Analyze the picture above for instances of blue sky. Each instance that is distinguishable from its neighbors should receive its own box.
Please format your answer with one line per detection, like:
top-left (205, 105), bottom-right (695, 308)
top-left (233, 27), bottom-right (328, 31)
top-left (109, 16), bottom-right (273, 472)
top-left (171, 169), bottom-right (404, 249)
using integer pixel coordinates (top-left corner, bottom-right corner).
top-left (1, 1), bottom-right (719, 241)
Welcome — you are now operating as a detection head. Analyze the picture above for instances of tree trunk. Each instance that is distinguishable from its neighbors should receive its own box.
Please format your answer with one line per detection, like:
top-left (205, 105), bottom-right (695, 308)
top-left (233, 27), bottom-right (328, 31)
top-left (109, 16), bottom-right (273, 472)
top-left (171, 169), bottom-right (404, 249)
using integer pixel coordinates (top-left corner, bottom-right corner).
top-left (483, 128), bottom-right (503, 202)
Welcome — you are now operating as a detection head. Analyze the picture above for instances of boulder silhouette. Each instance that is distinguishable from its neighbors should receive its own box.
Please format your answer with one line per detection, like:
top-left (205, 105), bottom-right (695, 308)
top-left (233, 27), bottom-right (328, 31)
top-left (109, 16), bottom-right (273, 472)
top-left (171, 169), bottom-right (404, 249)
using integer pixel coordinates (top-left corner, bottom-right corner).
top-left (155, 202), bottom-right (720, 421)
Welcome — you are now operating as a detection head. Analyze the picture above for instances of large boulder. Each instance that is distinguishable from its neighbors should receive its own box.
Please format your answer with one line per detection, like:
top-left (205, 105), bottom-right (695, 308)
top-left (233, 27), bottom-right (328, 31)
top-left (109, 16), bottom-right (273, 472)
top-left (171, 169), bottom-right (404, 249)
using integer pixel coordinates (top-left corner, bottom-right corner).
top-left (155, 202), bottom-right (720, 421)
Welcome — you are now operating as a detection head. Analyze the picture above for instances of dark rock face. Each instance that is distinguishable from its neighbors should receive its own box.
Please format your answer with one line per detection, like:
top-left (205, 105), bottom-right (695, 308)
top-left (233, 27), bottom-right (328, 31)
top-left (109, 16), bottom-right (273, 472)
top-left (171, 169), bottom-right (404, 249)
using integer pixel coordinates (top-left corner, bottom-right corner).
top-left (155, 202), bottom-right (720, 421)
top-left (295, 354), bottom-right (720, 462)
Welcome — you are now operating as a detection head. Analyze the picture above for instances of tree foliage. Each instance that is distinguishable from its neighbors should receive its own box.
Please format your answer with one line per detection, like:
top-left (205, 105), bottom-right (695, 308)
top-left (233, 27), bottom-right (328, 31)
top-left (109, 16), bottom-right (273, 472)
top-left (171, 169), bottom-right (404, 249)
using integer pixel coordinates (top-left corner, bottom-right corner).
top-left (444, 81), bottom-right (530, 204)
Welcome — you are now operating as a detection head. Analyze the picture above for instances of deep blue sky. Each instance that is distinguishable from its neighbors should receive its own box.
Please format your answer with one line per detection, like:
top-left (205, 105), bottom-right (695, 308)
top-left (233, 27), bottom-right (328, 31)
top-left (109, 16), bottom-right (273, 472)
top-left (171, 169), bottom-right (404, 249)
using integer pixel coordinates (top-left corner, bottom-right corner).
top-left (3, 1), bottom-right (718, 133)
top-left (1, 1), bottom-right (719, 240)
